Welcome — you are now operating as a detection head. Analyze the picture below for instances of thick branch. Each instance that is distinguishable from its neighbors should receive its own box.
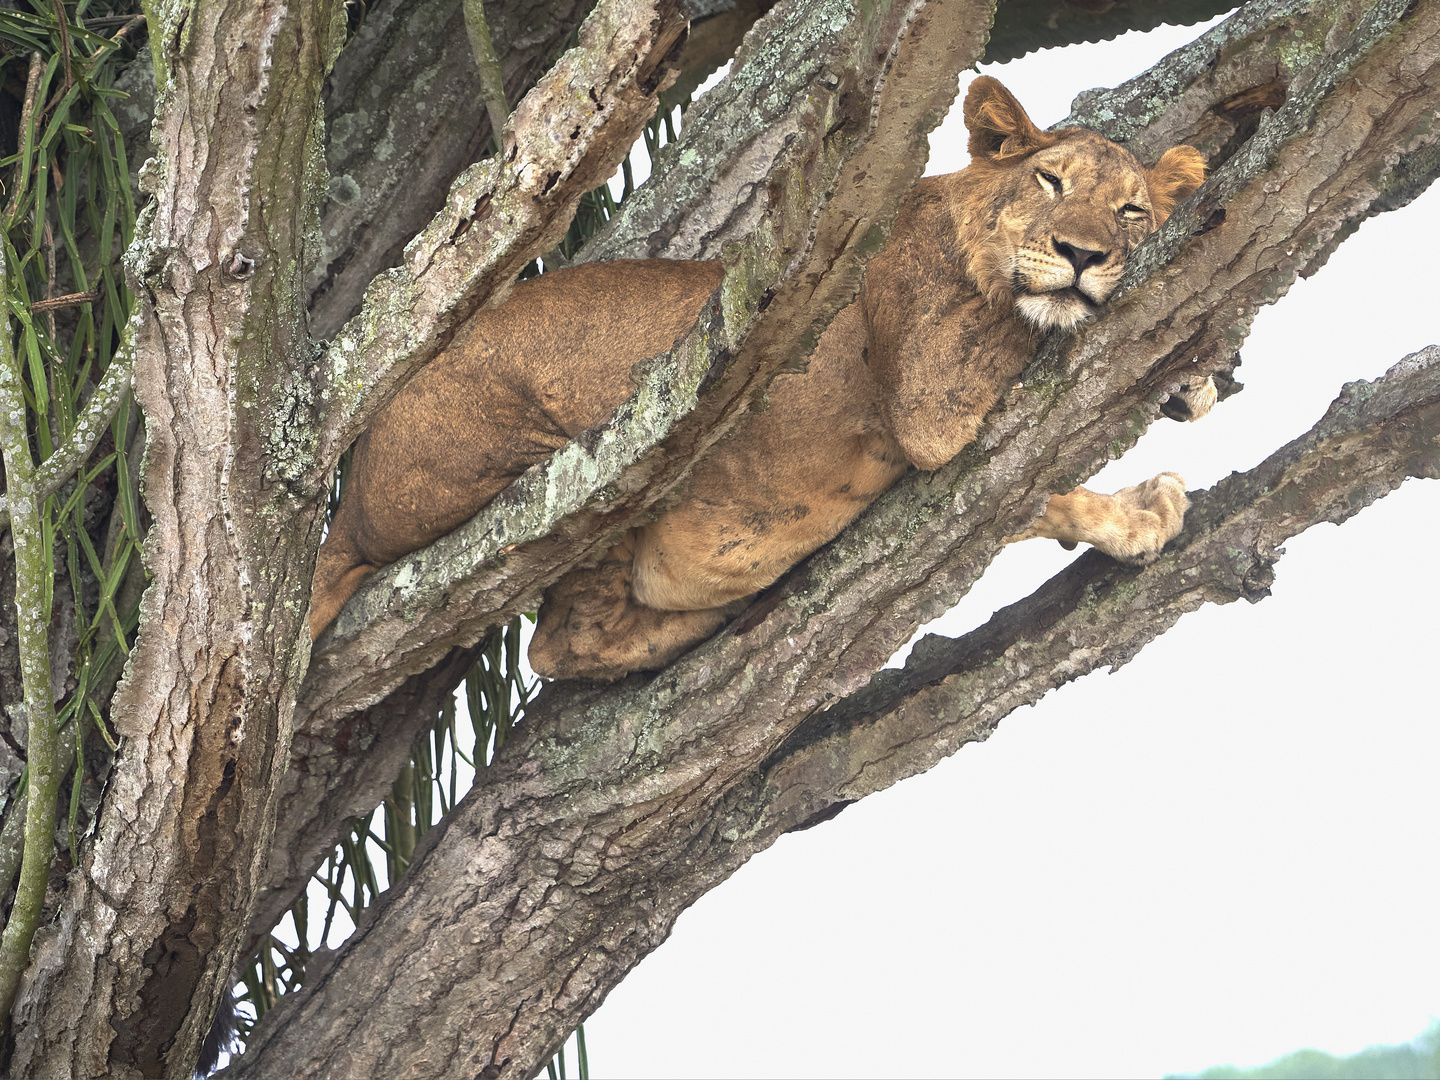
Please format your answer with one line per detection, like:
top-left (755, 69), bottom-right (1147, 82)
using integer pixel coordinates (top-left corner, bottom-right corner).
top-left (240, 342), bottom-right (1440, 1079)
top-left (238, 2), bottom-right (1440, 1075)
top-left (247, 642), bottom-right (489, 938)
top-left (985, 0), bottom-right (1240, 62)
top-left (743, 346), bottom-right (1440, 837)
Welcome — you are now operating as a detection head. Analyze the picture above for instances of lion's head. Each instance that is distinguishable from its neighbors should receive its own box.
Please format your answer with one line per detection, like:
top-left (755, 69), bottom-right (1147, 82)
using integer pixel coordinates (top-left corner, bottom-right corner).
top-left (955, 77), bottom-right (1207, 331)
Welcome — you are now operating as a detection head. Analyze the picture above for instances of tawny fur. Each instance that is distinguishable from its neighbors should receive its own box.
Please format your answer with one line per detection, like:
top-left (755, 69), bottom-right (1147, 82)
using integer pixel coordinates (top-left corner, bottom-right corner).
top-left (310, 77), bottom-right (1208, 679)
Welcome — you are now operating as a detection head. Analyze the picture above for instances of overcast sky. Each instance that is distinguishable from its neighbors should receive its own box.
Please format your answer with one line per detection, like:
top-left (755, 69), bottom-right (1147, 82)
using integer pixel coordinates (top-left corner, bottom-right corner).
top-left (580, 13), bottom-right (1440, 1079)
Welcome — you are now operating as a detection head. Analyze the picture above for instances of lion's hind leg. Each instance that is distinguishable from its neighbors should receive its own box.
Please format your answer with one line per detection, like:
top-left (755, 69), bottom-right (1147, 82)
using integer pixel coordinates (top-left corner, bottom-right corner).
top-left (529, 530), bottom-right (740, 681)
top-left (1004, 472), bottom-right (1189, 564)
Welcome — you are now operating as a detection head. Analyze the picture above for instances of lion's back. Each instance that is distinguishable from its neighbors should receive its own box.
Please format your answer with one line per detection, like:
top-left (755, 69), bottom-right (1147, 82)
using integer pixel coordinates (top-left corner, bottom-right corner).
top-left (314, 259), bottom-right (722, 619)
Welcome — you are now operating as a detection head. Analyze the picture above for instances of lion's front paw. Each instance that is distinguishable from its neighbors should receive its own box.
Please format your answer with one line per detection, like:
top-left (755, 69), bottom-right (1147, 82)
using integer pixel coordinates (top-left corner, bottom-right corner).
top-left (1095, 472), bottom-right (1189, 563)
top-left (1161, 374), bottom-right (1218, 422)
top-left (1005, 475), bottom-right (1191, 562)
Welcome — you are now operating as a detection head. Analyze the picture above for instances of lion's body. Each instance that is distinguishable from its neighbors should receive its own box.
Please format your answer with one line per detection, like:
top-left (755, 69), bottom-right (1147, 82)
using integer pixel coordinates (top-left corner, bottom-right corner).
top-left (309, 78), bottom-right (1208, 679)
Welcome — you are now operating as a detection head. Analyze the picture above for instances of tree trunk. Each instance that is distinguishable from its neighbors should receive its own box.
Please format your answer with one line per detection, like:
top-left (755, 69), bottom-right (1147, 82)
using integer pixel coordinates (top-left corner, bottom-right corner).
top-left (8, 3), bottom-right (346, 1073)
top-left (5, 0), bottom-right (694, 1074)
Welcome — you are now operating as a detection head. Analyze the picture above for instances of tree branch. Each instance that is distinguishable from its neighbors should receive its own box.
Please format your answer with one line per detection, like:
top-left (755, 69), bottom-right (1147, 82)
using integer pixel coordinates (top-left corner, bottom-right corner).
top-left (261, 0), bottom-right (1440, 934)
top-left (743, 345), bottom-right (1440, 836)
top-left (0, 262), bottom-right (63, 1033)
top-left (985, 0), bottom-right (1240, 63)
top-left (462, 0), bottom-right (511, 144)
top-left (0, 315), bottom-right (135, 532)
top-left (308, 0), bottom-right (1242, 336)
top-left (236, 2), bottom-right (1440, 1074)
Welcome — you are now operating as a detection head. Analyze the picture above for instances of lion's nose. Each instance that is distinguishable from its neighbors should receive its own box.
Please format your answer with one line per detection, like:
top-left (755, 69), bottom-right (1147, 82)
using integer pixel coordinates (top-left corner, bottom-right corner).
top-left (1052, 238), bottom-right (1107, 273)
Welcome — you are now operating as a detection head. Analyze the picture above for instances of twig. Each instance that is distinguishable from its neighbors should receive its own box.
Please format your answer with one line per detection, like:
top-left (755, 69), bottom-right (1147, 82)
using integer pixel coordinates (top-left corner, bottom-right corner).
top-left (50, 0), bottom-right (72, 96)
top-left (0, 257), bottom-right (63, 1032)
top-left (111, 14), bottom-right (146, 44)
top-left (0, 315), bottom-right (137, 531)
top-left (461, 0), bottom-right (509, 153)
top-left (3, 53), bottom-right (44, 225)
top-left (30, 290), bottom-right (97, 313)
top-left (42, 220), bottom-right (56, 341)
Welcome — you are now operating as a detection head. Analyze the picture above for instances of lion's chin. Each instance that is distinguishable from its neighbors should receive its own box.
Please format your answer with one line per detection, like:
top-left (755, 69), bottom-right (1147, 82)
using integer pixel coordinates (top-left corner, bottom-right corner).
top-left (1014, 288), bottom-right (1098, 331)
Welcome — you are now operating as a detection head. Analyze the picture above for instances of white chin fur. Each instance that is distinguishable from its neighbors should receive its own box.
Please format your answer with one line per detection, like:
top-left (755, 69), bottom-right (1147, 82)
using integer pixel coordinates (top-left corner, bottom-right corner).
top-left (1015, 292), bottom-right (1095, 331)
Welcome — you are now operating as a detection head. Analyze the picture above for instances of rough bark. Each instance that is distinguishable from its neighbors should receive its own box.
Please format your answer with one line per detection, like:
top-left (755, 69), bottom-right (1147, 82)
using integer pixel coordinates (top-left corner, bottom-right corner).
top-left (7, 3), bottom-right (348, 1075)
top-left (3, 0), bottom-right (693, 1075)
top-left (223, 1), bottom-right (1440, 1078)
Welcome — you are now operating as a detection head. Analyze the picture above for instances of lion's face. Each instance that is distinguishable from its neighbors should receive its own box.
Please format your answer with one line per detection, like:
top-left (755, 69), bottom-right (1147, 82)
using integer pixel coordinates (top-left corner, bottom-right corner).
top-left (958, 78), bottom-right (1207, 331)
top-left (990, 134), bottom-right (1157, 330)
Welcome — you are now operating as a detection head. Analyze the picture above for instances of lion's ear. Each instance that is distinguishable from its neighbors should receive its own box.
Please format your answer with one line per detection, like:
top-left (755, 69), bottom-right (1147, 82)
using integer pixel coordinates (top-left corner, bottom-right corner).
top-left (963, 76), bottom-right (1054, 161)
top-left (1146, 145), bottom-right (1208, 223)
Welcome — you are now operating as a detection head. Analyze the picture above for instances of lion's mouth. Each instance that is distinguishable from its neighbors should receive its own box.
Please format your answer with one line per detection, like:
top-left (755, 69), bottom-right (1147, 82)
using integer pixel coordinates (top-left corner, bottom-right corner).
top-left (1013, 280), bottom-right (1097, 305)
top-left (1050, 285), bottom-right (1097, 308)
top-left (1012, 284), bottom-right (1101, 330)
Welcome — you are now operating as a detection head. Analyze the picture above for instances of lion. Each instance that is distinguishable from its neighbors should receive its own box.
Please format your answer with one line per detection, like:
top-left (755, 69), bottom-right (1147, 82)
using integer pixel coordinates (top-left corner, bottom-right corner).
top-left (309, 76), bottom-right (1210, 680)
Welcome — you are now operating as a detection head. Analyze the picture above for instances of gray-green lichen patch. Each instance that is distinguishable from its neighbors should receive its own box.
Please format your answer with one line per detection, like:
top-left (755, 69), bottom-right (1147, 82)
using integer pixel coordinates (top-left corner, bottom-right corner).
top-left (328, 175), bottom-right (361, 205)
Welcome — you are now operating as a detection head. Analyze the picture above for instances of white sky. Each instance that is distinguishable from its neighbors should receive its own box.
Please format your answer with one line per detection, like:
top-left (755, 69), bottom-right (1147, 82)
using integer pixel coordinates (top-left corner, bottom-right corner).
top-left (578, 13), bottom-right (1440, 1080)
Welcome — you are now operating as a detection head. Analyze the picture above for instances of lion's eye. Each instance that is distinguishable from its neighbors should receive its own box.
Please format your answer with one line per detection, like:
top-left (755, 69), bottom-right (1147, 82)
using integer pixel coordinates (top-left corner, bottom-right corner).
top-left (1036, 170), bottom-right (1062, 194)
top-left (1119, 203), bottom-right (1148, 218)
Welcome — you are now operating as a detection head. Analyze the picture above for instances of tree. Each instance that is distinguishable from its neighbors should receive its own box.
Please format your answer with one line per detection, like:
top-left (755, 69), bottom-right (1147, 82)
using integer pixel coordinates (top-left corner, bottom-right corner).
top-left (0, 0), bottom-right (1436, 1076)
